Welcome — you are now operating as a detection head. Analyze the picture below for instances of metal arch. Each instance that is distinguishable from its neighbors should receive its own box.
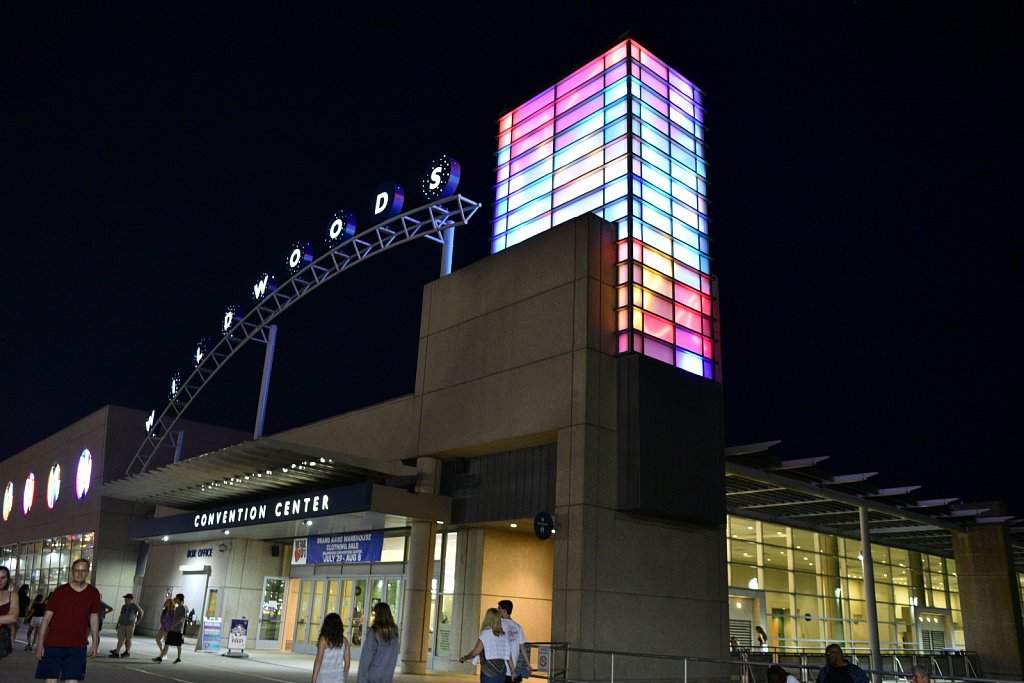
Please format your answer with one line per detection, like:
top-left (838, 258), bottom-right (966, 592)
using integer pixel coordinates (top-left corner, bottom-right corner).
top-left (126, 194), bottom-right (481, 476)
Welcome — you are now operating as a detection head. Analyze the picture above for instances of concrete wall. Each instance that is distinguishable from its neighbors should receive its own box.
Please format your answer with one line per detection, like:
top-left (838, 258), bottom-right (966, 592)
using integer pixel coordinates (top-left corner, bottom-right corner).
top-left (953, 522), bottom-right (1024, 679)
top-left (415, 214), bottom-right (728, 680)
top-left (136, 537), bottom-right (283, 646)
top-left (449, 527), bottom-right (554, 673)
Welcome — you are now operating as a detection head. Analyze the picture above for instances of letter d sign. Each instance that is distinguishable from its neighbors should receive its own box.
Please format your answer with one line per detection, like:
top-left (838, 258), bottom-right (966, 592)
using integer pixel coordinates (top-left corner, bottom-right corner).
top-left (371, 181), bottom-right (404, 221)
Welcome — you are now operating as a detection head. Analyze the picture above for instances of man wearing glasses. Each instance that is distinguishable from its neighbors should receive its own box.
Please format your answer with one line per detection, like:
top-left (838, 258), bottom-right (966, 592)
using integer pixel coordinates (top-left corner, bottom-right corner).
top-left (33, 558), bottom-right (102, 683)
top-left (816, 644), bottom-right (869, 683)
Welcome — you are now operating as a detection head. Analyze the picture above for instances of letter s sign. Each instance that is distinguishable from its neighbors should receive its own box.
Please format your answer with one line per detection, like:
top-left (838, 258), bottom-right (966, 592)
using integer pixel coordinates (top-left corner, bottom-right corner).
top-left (420, 155), bottom-right (461, 201)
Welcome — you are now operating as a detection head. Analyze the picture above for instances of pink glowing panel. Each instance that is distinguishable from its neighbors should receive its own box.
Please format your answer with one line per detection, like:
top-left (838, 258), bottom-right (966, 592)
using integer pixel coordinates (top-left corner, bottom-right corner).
top-left (511, 122), bottom-right (554, 158)
top-left (513, 87), bottom-right (555, 125)
top-left (640, 66), bottom-right (669, 97)
top-left (643, 337), bottom-right (675, 365)
top-left (557, 56), bottom-right (605, 98)
top-left (675, 305), bottom-right (701, 332)
top-left (556, 75), bottom-right (604, 117)
top-left (676, 328), bottom-right (703, 355)
top-left (511, 106), bottom-right (554, 143)
top-left (605, 42), bottom-right (628, 67)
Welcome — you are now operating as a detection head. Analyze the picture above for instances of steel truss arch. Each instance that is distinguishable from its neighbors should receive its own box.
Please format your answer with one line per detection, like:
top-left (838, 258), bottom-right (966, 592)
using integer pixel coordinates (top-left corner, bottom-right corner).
top-left (126, 194), bottom-right (481, 476)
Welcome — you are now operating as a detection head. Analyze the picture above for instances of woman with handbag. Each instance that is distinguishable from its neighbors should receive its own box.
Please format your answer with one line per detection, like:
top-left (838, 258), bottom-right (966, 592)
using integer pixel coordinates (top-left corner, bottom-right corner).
top-left (459, 608), bottom-right (516, 683)
top-left (0, 566), bottom-right (20, 658)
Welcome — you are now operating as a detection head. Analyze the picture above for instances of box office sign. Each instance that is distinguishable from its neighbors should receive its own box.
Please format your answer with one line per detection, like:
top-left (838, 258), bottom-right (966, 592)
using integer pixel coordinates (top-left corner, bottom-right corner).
top-left (292, 531), bottom-right (384, 565)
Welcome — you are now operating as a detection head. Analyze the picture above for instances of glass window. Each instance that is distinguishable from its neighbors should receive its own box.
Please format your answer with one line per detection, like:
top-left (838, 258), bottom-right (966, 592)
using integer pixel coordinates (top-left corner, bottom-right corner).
top-left (729, 563), bottom-right (758, 590)
top-left (794, 571), bottom-right (819, 595)
top-left (791, 529), bottom-right (817, 552)
top-left (730, 539), bottom-right (758, 565)
top-left (762, 522), bottom-right (788, 547)
top-left (764, 568), bottom-right (790, 592)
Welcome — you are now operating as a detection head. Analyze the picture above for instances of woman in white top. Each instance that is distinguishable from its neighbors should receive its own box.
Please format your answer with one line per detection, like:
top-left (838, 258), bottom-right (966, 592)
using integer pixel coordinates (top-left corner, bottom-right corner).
top-left (459, 608), bottom-right (516, 683)
top-left (312, 612), bottom-right (351, 683)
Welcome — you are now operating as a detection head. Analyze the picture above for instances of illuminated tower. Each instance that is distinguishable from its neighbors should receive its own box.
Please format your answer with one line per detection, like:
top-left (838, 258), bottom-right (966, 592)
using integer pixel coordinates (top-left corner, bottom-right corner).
top-left (493, 39), bottom-right (720, 380)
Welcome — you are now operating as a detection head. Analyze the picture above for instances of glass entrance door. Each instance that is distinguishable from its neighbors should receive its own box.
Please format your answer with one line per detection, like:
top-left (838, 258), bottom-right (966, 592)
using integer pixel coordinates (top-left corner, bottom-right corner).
top-left (292, 579), bottom-right (324, 655)
top-left (344, 576), bottom-right (403, 661)
top-left (256, 577), bottom-right (287, 648)
top-left (290, 575), bottom-right (403, 657)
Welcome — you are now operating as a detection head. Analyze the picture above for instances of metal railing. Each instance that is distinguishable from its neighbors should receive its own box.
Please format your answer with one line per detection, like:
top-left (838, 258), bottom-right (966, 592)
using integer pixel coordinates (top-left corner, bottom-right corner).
top-left (523, 643), bottom-right (1004, 683)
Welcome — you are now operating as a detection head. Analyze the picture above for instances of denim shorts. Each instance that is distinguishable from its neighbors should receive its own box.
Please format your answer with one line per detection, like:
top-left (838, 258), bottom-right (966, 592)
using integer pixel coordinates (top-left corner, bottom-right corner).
top-left (36, 646), bottom-right (88, 680)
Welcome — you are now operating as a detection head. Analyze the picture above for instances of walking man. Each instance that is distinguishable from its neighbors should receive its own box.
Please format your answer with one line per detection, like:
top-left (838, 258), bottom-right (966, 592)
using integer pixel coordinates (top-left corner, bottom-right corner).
top-left (34, 558), bottom-right (102, 683)
top-left (498, 600), bottom-right (532, 683)
top-left (153, 593), bottom-right (188, 663)
top-left (108, 593), bottom-right (144, 658)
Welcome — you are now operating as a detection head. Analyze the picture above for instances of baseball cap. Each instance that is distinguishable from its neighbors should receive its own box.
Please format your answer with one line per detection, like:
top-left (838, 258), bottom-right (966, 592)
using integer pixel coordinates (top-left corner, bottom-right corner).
top-left (123, 593), bottom-right (134, 599)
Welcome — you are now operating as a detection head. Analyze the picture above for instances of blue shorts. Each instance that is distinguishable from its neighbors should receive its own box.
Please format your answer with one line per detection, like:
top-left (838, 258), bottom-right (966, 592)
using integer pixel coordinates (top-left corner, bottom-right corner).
top-left (36, 646), bottom-right (88, 681)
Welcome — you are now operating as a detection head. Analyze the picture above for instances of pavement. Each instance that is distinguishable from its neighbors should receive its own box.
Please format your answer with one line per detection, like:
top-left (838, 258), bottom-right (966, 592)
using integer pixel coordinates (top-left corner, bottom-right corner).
top-left (4, 629), bottom-right (482, 683)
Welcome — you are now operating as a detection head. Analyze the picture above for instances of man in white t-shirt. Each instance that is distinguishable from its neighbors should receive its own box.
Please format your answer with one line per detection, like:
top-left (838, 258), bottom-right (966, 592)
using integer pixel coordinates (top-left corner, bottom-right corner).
top-left (498, 600), bottom-right (532, 683)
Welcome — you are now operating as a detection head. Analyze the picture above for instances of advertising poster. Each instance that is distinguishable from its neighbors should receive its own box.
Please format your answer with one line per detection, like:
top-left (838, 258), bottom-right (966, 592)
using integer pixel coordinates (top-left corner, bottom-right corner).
top-left (302, 532), bottom-right (384, 564)
top-left (201, 618), bottom-right (222, 652)
top-left (292, 538), bottom-right (308, 565)
top-left (228, 618), bottom-right (248, 650)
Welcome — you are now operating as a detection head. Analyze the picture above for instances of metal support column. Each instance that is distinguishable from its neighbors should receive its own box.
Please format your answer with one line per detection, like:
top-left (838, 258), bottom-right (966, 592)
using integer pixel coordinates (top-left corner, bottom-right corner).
top-left (440, 226), bottom-right (454, 276)
top-left (254, 324), bottom-right (278, 439)
top-left (859, 504), bottom-right (882, 683)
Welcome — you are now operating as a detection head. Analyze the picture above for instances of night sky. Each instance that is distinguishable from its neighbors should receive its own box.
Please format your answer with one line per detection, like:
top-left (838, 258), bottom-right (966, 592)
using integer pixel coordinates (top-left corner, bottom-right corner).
top-left (3, 3), bottom-right (1020, 515)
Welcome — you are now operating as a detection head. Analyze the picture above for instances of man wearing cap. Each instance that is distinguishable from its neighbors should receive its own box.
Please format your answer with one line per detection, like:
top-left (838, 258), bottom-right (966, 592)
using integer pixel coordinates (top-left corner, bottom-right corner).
top-left (108, 593), bottom-right (144, 658)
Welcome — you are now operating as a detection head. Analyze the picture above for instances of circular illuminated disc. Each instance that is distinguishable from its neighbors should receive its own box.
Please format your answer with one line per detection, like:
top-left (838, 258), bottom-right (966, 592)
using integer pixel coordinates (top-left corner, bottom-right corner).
top-left (47, 463), bottom-right (61, 509)
top-left (77, 449), bottom-right (93, 499)
top-left (420, 155), bottom-right (461, 200)
top-left (2, 482), bottom-right (13, 521)
top-left (23, 472), bottom-right (35, 515)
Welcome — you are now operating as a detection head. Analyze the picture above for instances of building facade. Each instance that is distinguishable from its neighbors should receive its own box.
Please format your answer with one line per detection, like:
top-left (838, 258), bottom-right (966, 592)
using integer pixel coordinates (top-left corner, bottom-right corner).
top-left (4, 39), bottom-right (1023, 682)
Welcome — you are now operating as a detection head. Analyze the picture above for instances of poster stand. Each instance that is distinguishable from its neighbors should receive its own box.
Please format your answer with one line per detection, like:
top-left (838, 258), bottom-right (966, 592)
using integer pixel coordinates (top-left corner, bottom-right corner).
top-left (222, 617), bottom-right (250, 658)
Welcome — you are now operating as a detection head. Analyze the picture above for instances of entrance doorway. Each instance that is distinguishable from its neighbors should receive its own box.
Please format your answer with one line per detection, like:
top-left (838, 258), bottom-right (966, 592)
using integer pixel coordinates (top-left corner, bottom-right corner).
top-left (291, 576), bottom-right (403, 657)
top-left (256, 577), bottom-right (287, 648)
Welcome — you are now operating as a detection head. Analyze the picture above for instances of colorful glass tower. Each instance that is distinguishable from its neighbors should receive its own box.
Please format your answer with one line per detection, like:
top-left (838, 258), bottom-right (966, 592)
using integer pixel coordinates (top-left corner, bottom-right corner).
top-left (492, 39), bottom-right (720, 380)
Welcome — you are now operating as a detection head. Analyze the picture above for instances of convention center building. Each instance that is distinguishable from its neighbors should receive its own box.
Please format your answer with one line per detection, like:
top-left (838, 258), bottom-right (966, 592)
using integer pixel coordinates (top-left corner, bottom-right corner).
top-left (3, 39), bottom-right (1022, 681)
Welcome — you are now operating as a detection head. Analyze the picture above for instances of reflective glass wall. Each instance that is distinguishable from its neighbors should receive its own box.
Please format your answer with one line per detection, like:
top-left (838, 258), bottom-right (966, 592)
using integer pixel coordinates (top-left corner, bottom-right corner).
top-left (0, 532), bottom-right (95, 597)
top-left (727, 516), bottom-right (962, 652)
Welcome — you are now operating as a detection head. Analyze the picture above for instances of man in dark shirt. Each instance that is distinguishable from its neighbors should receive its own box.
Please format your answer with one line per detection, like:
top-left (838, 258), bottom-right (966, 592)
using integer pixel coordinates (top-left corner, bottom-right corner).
top-left (816, 644), bottom-right (868, 683)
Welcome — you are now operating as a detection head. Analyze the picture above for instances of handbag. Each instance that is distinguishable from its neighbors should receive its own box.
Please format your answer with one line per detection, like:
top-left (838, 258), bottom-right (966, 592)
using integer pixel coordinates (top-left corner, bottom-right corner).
top-left (480, 649), bottom-right (505, 677)
top-left (0, 625), bottom-right (12, 658)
